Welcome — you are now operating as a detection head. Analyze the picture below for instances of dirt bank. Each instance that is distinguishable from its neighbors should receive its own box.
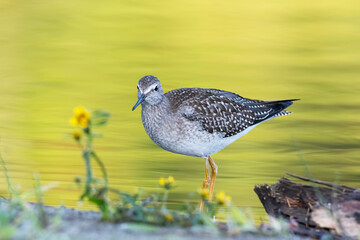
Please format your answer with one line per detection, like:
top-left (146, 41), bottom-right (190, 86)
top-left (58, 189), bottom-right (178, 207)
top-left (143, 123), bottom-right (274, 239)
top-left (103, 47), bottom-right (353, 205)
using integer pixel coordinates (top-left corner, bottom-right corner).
top-left (0, 200), bottom-right (311, 240)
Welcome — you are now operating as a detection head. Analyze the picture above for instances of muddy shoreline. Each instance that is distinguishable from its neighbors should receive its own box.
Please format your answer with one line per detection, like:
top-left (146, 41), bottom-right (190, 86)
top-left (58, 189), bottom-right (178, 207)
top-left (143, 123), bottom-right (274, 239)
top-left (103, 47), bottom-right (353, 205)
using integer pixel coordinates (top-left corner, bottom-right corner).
top-left (0, 200), bottom-right (310, 240)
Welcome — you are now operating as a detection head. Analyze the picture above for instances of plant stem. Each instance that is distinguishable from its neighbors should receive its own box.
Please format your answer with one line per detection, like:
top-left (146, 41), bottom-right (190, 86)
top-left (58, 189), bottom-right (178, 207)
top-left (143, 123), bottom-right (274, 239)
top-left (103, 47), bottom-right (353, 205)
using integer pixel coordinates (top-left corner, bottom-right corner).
top-left (81, 149), bottom-right (92, 200)
top-left (81, 125), bottom-right (94, 200)
top-left (34, 173), bottom-right (47, 228)
top-left (0, 152), bottom-right (17, 197)
top-left (91, 151), bottom-right (108, 192)
top-left (161, 190), bottom-right (168, 209)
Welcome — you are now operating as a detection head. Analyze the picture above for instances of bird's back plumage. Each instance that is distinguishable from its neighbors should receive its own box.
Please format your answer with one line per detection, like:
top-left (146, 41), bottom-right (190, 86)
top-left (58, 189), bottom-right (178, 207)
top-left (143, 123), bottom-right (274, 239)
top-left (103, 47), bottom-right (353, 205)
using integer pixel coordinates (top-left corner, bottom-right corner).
top-left (166, 88), bottom-right (297, 138)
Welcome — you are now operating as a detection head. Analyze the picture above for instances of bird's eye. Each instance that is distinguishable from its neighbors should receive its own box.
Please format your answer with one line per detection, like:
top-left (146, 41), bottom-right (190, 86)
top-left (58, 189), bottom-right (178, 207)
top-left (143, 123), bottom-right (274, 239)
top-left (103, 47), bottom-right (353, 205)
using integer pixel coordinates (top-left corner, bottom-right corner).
top-left (137, 86), bottom-right (139, 90)
top-left (154, 86), bottom-right (158, 91)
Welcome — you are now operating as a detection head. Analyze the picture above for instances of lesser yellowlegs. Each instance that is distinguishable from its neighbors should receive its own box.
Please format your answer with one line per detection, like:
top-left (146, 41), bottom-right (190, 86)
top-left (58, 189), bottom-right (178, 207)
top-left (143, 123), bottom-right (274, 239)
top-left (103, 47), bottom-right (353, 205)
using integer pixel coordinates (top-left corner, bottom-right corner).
top-left (132, 75), bottom-right (298, 208)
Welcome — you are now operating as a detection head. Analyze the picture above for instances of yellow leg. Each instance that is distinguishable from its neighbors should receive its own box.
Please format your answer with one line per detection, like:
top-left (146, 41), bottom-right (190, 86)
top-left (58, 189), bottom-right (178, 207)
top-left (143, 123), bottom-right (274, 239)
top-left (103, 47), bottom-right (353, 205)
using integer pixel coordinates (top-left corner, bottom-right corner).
top-left (208, 156), bottom-right (217, 202)
top-left (200, 158), bottom-right (210, 211)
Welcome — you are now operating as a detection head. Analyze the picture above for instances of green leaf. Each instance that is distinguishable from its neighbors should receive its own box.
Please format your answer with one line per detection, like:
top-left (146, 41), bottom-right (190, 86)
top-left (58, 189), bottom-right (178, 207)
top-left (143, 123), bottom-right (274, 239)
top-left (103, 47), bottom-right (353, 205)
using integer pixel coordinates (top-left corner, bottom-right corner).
top-left (120, 192), bottom-right (135, 205)
top-left (92, 109), bottom-right (111, 118)
top-left (93, 109), bottom-right (110, 116)
top-left (91, 109), bottom-right (111, 126)
top-left (92, 119), bottom-right (109, 126)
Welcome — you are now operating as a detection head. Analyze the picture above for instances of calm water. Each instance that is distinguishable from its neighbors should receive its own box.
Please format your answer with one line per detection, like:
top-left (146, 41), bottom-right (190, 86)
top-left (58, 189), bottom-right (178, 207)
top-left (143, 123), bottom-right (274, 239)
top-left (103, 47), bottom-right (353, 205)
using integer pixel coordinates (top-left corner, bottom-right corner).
top-left (1, 1), bottom-right (360, 220)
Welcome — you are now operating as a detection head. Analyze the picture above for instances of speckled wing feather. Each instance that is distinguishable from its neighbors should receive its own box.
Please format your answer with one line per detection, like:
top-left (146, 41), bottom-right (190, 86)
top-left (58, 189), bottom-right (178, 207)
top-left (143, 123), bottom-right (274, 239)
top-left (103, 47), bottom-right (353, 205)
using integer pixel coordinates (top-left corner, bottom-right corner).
top-left (166, 88), bottom-right (297, 138)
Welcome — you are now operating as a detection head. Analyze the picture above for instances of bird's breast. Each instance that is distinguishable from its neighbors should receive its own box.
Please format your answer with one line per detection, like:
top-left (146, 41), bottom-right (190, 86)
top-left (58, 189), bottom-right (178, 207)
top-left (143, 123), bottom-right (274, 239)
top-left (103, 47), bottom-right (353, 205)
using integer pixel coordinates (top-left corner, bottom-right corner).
top-left (140, 104), bottom-right (226, 157)
top-left (141, 104), bottom-right (171, 145)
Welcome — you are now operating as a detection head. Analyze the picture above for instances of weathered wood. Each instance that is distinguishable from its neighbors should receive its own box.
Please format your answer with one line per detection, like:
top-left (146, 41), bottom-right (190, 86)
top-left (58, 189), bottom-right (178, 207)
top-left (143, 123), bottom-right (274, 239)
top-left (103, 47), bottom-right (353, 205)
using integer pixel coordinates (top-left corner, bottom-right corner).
top-left (254, 174), bottom-right (360, 239)
top-left (285, 173), bottom-right (356, 193)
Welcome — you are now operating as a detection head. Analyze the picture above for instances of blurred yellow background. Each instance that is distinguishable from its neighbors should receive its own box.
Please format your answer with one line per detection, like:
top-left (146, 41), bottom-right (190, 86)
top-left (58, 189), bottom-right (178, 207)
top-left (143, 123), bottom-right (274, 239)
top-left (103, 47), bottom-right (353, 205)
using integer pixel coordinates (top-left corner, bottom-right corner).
top-left (1, 0), bottom-right (360, 220)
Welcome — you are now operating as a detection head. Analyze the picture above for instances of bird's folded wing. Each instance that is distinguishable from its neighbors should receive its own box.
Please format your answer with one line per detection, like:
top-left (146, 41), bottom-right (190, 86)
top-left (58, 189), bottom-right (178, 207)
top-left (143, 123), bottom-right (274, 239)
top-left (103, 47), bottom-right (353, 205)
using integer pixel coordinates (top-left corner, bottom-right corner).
top-left (167, 88), bottom-right (295, 138)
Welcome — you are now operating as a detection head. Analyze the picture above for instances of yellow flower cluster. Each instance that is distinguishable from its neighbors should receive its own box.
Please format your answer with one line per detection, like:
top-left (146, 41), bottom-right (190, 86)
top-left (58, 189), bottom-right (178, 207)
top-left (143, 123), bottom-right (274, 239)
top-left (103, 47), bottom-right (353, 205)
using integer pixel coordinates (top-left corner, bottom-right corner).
top-left (159, 176), bottom-right (175, 189)
top-left (72, 130), bottom-right (83, 141)
top-left (199, 188), bottom-right (210, 200)
top-left (164, 213), bottom-right (173, 222)
top-left (70, 107), bottom-right (91, 128)
top-left (216, 191), bottom-right (232, 206)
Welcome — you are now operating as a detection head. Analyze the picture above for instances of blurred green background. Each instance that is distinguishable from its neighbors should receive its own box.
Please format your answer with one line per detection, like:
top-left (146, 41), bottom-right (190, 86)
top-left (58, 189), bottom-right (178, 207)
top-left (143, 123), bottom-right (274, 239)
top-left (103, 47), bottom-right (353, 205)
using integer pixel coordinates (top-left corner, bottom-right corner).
top-left (1, 0), bottom-right (360, 220)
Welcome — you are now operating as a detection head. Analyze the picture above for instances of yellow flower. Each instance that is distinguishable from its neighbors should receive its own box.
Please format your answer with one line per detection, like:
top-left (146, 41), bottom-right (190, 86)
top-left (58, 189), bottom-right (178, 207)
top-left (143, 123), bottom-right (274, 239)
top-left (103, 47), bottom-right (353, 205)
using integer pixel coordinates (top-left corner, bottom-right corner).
top-left (199, 188), bottom-right (209, 200)
top-left (165, 214), bottom-right (173, 222)
top-left (158, 176), bottom-right (175, 189)
top-left (72, 130), bottom-right (82, 141)
top-left (159, 178), bottom-right (166, 186)
top-left (70, 107), bottom-right (91, 128)
top-left (216, 191), bottom-right (232, 206)
top-left (167, 176), bottom-right (174, 184)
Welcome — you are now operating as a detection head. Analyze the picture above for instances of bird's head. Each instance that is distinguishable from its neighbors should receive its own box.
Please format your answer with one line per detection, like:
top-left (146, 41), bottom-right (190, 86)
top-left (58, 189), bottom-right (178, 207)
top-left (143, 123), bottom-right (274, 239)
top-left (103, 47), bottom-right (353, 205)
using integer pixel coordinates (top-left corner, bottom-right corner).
top-left (132, 75), bottom-right (164, 111)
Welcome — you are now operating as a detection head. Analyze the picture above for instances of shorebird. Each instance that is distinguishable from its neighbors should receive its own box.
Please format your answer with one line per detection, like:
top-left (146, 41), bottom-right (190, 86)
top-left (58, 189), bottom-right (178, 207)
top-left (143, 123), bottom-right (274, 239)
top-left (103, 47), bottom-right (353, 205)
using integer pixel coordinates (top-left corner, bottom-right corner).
top-left (132, 75), bottom-right (297, 208)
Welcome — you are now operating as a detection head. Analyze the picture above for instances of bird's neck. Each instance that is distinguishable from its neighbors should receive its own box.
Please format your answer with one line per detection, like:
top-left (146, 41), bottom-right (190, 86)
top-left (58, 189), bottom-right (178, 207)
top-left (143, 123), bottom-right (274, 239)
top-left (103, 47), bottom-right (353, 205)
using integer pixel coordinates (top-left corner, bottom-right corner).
top-left (141, 96), bottom-right (170, 134)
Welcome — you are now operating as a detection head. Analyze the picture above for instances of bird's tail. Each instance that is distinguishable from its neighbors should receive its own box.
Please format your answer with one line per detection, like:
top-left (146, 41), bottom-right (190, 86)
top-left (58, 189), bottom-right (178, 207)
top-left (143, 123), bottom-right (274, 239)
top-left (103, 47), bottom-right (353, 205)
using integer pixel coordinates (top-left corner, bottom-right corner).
top-left (264, 99), bottom-right (299, 112)
top-left (252, 99), bottom-right (299, 124)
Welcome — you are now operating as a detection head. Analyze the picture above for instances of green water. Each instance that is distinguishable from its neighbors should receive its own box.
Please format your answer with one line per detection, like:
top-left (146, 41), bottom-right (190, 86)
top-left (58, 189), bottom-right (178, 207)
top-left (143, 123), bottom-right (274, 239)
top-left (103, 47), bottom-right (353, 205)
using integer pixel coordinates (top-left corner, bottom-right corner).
top-left (1, 1), bottom-right (360, 220)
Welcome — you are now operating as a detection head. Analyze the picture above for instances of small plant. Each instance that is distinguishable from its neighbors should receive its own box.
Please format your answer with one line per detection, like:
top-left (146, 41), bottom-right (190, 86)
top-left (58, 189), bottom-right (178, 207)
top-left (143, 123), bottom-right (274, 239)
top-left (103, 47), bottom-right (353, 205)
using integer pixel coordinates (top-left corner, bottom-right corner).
top-left (0, 153), bottom-right (60, 239)
top-left (69, 107), bottom-right (111, 220)
top-left (158, 176), bottom-right (175, 190)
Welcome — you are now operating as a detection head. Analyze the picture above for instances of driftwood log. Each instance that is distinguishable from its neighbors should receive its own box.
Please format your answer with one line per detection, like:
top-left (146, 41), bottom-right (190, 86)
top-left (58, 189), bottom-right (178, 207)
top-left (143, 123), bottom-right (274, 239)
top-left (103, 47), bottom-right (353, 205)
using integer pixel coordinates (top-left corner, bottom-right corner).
top-left (254, 173), bottom-right (360, 239)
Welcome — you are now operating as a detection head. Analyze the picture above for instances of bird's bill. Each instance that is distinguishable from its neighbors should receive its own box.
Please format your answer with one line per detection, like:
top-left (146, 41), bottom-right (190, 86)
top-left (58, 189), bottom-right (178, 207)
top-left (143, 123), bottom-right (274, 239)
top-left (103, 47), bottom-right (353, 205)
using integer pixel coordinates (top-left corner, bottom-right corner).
top-left (132, 94), bottom-right (146, 111)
